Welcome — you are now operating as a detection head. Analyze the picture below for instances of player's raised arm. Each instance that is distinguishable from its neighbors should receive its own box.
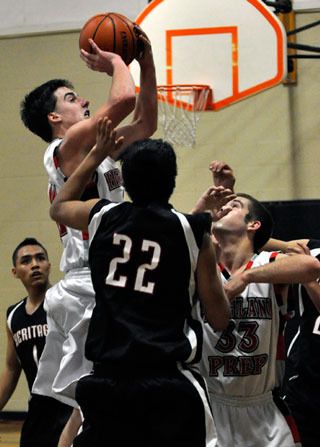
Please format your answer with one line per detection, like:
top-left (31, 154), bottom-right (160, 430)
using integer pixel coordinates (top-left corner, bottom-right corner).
top-left (224, 253), bottom-right (320, 300)
top-left (113, 27), bottom-right (158, 152)
top-left (196, 233), bottom-right (230, 331)
top-left (58, 39), bottom-right (136, 176)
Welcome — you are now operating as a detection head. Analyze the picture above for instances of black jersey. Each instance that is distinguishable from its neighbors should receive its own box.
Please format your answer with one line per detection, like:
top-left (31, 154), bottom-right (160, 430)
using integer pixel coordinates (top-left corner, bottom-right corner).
top-left (285, 239), bottom-right (320, 384)
top-left (86, 199), bottom-right (211, 369)
top-left (7, 298), bottom-right (48, 391)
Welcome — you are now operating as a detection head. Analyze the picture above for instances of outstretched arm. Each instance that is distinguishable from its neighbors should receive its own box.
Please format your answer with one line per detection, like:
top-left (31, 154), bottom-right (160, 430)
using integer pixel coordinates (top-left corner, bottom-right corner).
top-left (224, 253), bottom-right (320, 300)
top-left (0, 324), bottom-right (22, 410)
top-left (262, 238), bottom-right (310, 253)
top-left (50, 118), bottom-right (123, 230)
top-left (114, 27), bottom-right (158, 152)
top-left (58, 39), bottom-right (136, 176)
top-left (197, 233), bottom-right (230, 331)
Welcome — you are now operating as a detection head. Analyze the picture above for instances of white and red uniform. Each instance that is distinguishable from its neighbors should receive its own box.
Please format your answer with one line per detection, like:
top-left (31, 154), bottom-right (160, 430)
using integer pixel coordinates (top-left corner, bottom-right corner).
top-left (32, 139), bottom-right (124, 407)
top-left (198, 251), bottom-right (296, 447)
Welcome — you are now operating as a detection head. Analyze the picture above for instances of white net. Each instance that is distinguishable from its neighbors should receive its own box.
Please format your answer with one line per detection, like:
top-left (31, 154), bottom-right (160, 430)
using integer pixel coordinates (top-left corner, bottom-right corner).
top-left (157, 85), bottom-right (211, 148)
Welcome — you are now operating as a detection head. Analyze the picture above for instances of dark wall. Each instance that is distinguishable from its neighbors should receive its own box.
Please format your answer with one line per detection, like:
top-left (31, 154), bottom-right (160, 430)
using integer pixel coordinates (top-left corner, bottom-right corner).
top-left (262, 200), bottom-right (320, 241)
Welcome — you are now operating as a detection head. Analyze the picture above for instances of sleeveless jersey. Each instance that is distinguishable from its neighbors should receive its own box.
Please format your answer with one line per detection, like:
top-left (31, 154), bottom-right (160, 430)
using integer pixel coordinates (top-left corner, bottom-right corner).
top-left (199, 251), bottom-right (281, 397)
top-left (286, 240), bottom-right (320, 385)
top-left (44, 139), bottom-right (124, 273)
top-left (85, 199), bottom-right (212, 368)
top-left (7, 298), bottom-right (48, 391)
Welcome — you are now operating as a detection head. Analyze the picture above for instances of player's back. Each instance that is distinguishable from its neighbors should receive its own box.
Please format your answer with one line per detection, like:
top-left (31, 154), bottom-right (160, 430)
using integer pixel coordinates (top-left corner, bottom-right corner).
top-left (86, 200), bottom-right (210, 370)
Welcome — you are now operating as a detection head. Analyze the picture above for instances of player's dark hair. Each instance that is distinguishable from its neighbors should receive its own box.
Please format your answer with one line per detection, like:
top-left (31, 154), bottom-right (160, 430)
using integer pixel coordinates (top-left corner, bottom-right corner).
top-left (121, 139), bottom-right (177, 204)
top-left (237, 193), bottom-right (274, 253)
top-left (20, 79), bottom-right (74, 143)
top-left (12, 238), bottom-right (48, 266)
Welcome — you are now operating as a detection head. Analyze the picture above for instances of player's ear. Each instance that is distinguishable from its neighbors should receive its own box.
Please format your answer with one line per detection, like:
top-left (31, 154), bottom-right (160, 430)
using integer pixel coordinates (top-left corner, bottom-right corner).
top-left (12, 267), bottom-right (18, 278)
top-left (247, 220), bottom-right (261, 233)
top-left (48, 111), bottom-right (62, 124)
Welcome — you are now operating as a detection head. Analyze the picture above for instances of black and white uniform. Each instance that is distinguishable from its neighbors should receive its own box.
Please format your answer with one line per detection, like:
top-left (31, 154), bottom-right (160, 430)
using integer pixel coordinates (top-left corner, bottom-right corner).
top-left (73, 200), bottom-right (217, 447)
top-left (32, 139), bottom-right (124, 407)
top-left (284, 240), bottom-right (320, 447)
top-left (198, 252), bottom-right (296, 447)
top-left (7, 298), bottom-right (72, 447)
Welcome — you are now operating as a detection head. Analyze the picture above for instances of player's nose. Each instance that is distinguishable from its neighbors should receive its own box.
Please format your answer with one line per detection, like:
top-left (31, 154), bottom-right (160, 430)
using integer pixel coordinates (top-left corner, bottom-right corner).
top-left (30, 258), bottom-right (39, 268)
top-left (81, 98), bottom-right (89, 108)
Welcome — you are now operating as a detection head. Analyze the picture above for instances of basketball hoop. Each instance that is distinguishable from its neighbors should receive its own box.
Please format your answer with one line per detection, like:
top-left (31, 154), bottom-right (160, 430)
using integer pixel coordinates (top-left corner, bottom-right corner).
top-left (157, 84), bottom-right (212, 148)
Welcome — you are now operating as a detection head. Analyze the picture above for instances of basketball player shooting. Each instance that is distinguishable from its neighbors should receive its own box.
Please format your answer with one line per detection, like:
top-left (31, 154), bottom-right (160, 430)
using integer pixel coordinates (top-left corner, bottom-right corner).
top-left (20, 22), bottom-right (157, 447)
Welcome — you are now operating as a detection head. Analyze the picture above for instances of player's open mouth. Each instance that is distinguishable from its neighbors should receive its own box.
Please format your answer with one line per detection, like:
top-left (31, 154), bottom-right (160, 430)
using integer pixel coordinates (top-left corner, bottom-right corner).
top-left (84, 110), bottom-right (90, 118)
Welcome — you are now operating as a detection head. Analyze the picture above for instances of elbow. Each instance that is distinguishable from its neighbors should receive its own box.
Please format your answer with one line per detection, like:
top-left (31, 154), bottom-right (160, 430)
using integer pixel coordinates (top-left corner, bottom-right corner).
top-left (49, 203), bottom-right (59, 223)
top-left (120, 92), bottom-right (136, 115)
top-left (211, 315), bottom-right (230, 332)
top-left (149, 118), bottom-right (158, 136)
top-left (308, 257), bottom-right (320, 281)
top-left (142, 115), bottom-right (158, 139)
top-left (205, 309), bottom-right (231, 332)
top-left (110, 92), bottom-right (136, 119)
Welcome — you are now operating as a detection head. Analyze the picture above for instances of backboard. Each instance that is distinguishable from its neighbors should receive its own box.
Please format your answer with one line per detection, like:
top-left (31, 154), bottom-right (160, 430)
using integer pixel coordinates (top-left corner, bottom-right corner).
top-left (130, 0), bottom-right (288, 110)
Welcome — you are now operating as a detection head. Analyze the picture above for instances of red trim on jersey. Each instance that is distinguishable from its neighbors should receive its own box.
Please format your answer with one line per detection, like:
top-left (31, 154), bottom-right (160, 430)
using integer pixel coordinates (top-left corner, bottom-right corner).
top-left (218, 262), bottom-right (230, 280)
top-left (219, 258), bottom-right (254, 280)
top-left (53, 153), bottom-right (59, 169)
top-left (269, 251), bottom-right (278, 262)
top-left (285, 415), bottom-right (301, 443)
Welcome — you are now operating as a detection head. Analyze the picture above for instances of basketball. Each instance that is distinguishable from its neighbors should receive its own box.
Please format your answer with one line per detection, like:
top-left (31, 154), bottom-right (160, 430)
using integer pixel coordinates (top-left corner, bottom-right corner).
top-left (79, 13), bottom-right (139, 65)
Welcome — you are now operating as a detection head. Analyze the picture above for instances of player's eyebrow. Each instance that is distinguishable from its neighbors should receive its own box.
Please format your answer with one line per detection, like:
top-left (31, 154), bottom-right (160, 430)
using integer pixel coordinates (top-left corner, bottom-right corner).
top-left (19, 251), bottom-right (46, 262)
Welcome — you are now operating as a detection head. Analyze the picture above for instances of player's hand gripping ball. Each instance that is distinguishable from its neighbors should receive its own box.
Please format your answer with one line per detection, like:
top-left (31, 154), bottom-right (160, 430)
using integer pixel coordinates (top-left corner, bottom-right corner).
top-left (79, 12), bottom-right (139, 65)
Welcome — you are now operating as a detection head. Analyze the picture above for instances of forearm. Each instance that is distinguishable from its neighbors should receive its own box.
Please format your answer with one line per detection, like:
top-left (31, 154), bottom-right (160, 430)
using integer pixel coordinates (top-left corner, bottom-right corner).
top-left (262, 238), bottom-right (310, 253)
top-left (262, 238), bottom-right (287, 252)
top-left (133, 58), bottom-right (157, 133)
top-left (105, 58), bottom-right (136, 125)
top-left (0, 369), bottom-right (20, 410)
top-left (244, 254), bottom-right (320, 285)
top-left (116, 59), bottom-right (157, 152)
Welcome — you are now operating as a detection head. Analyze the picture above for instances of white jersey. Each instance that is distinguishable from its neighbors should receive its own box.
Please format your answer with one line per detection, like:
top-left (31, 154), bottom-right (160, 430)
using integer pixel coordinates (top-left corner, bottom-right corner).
top-left (199, 251), bottom-right (281, 397)
top-left (44, 139), bottom-right (124, 273)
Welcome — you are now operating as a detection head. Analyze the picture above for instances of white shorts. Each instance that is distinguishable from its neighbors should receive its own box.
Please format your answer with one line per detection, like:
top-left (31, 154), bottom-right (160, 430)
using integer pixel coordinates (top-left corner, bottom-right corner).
top-left (210, 391), bottom-right (296, 447)
top-left (32, 268), bottom-right (95, 408)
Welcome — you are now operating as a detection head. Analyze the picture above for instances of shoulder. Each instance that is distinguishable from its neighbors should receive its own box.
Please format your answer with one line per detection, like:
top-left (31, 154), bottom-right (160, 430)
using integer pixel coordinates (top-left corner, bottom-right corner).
top-left (184, 211), bottom-right (212, 232)
top-left (7, 298), bottom-right (25, 317)
top-left (175, 211), bottom-right (212, 249)
top-left (88, 199), bottom-right (126, 224)
top-left (43, 138), bottom-right (63, 162)
top-left (6, 299), bottom-right (26, 331)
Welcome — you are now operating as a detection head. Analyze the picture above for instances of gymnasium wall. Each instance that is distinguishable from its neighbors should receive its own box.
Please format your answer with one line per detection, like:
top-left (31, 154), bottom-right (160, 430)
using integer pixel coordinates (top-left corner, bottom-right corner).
top-left (0, 10), bottom-right (319, 411)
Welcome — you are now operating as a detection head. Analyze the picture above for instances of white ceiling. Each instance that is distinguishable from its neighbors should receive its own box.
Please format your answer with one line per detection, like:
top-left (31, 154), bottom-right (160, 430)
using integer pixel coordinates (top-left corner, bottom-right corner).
top-left (0, 0), bottom-right (318, 37)
top-left (0, 0), bottom-right (149, 36)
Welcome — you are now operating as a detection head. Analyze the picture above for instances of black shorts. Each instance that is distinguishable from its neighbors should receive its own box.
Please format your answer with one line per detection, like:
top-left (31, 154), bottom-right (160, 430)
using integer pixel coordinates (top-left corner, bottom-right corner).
top-left (20, 394), bottom-right (73, 447)
top-left (74, 366), bottom-right (213, 447)
top-left (284, 376), bottom-right (320, 447)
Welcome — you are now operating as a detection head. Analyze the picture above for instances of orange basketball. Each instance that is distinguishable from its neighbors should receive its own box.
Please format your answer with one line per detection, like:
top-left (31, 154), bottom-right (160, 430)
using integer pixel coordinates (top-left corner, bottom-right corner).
top-left (79, 12), bottom-right (139, 65)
